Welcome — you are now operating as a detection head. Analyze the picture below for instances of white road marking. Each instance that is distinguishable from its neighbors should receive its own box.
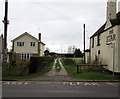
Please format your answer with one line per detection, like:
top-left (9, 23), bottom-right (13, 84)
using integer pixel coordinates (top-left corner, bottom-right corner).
top-left (84, 83), bottom-right (92, 86)
top-left (63, 82), bottom-right (69, 85)
top-left (106, 83), bottom-right (118, 87)
top-left (70, 82), bottom-right (76, 85)
top-left (11, 82), bottom-right (17, 85)
top-left (76, 82), bottom-right (82, 85)
top-left (3, 81), bottom-right (31, 85)
top-left (91, 83), bottom-right (99, 86)
top-left (24, 82), bottom-right (29, 85)
top-left (3, 82), bottom-right (10, 85)
top-left (63, 82), bottom-right (100, 86)
top-left (106, 83), bottom-right (114, 85)
top-left (18, 82), bottom-right (23, 85)
top-left (3, 81), bottom-right (116, 87)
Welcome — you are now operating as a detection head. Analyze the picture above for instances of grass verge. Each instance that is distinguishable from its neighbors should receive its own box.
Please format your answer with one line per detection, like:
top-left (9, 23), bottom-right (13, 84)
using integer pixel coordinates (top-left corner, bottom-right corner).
top-left (3, 61), bottom-right (54, 80)
top-left (62, 58), bottom-right (119, 80)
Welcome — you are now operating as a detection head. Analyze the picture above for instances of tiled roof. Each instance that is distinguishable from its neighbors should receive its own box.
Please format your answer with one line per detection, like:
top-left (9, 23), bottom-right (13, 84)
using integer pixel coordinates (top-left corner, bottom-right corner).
top-left (85, 49), bottom-right (90, 52)
top-left (110, 12), bottom-right (120, 26)
top-left (90, 23), bottom-right (106, 38)
top-left (12, 32), bottom-right (38, 41)
top-left (12, 32), bottom-right (45, 45)
top-left (90, 11), bottom-right (120, 38)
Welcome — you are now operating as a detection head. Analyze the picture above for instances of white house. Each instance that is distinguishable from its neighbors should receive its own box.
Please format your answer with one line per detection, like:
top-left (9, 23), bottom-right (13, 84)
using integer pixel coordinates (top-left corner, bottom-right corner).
top-left (12, 32), bottom-right (45, 60)
top-left (90, 0), bottom-right (120, 73)
top-left (85, 49), bottom-right (90, 64)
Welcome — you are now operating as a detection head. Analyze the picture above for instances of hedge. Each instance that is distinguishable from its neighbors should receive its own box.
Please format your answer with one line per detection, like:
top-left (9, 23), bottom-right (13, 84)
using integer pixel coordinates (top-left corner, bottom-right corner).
top-left (29, 56), bottom-right (54, 73)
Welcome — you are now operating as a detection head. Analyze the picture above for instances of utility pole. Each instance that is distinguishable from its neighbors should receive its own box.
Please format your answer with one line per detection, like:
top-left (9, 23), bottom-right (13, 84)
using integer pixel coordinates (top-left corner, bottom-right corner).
top-left (2, 0), bottom-right (9, 62)
top-left (111, 43), bottom-right (115, 76)
top-left (83, 24), bottom-right (86, 64)
top-left (3, 0), bottom-right (9, 50)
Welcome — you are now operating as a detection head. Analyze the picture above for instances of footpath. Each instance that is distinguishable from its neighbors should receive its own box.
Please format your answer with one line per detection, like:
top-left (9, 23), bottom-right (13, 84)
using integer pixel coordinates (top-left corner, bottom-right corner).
top-left (28, 58), bottom-right (81, 82)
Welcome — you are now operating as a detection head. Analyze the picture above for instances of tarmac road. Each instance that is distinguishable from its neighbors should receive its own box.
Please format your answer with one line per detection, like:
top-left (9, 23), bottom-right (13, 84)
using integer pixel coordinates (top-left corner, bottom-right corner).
top-left (2, 81), bottom-right (119, 98)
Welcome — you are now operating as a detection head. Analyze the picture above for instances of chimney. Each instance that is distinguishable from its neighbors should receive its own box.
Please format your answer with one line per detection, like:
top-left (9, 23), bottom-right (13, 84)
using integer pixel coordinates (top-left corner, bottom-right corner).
top-left (1, 34), bottom-right (3, 38)
top-left (39, 33), bottom-right (41, 42)
top-left (106, 0), bottom-right (116, 20)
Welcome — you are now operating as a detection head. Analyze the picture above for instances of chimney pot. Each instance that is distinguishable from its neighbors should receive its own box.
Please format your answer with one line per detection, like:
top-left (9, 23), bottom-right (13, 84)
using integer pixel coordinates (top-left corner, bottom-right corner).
top-left (39, 33), bottom-right (41, 41)
top-left (1, 34), bottom-right (3, 38)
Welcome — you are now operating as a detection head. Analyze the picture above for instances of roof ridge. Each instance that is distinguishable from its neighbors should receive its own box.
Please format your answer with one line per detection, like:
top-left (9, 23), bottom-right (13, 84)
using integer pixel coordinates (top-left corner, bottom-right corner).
top-left (12, 32), bottom-right (38, 42)
top-left (90, 11), bottom-right (120, 38)
top-left (90, 23), bottom-right (106, 38)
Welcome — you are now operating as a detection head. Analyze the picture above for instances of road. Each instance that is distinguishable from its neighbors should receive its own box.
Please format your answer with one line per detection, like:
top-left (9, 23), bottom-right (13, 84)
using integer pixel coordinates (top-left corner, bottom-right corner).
top-left (2, 81), bottom-right (119, 98)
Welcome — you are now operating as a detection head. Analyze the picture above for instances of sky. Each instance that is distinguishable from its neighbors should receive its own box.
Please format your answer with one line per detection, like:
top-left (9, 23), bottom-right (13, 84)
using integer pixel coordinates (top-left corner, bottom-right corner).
top-left (0, 0), bottom-right (120, 53)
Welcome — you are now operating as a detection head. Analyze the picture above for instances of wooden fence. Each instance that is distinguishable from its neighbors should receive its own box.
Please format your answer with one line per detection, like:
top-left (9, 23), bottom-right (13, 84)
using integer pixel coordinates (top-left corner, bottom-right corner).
top-left (77, 64), bottom-right (108, 73)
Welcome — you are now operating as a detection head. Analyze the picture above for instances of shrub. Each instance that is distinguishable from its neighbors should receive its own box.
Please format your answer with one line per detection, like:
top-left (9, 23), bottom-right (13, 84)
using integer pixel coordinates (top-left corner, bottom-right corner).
top-left (29, 56), bottom-right (54, 73)
top-left (16, 60), bottom-right (29, 69)
top-left (4, 60), bottom-right (30, 76)
top-left (6, 61), bottom-right (16, 69)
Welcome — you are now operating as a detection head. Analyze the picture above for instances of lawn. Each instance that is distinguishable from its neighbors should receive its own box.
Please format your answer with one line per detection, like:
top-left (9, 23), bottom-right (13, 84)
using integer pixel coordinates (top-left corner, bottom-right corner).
top-left (72, 57), bottom-right (83, 64)
top-left (64, 57), bottom-right (83, 64)
top-left (3, 60), bottom-right (54, 80)
top-left (62, 58), bottom-right (119, 80)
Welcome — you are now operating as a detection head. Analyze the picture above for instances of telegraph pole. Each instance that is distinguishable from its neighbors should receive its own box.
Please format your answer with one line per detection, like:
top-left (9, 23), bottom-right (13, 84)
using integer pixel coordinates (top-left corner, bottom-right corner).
top-left (83, 24), bottom-right (86, 64)
top-left (3, 0), bottom-right (9, 50)
top-left (2, 0), bottom-right (9, 62)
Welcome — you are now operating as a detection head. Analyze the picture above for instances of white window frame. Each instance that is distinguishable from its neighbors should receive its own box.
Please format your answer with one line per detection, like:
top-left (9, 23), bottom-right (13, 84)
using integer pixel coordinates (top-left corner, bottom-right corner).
top-left (17, 42), bottom-right (24, 47)
top-left (30, 42), bottom-right (35, 47)
top-left (20, 53), bottom-right (32, 60)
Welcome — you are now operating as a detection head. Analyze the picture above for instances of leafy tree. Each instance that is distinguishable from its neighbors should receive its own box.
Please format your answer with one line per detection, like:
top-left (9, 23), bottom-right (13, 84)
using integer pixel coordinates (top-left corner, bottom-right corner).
top-left (74, 49), bottom-right (83, 57)
top-left (44, 50), bottom-right (49, 56)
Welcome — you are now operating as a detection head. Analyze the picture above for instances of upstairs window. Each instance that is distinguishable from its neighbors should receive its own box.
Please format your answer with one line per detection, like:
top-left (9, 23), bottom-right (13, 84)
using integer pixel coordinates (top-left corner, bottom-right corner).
top-left (17, 42), bottom-right (24, 47)
top-left (92, 37), bottom-right (94, 48)
top-left (30, 42), bottom-right (35, 47)
top-left (97, 34), bottom-right (101, 46)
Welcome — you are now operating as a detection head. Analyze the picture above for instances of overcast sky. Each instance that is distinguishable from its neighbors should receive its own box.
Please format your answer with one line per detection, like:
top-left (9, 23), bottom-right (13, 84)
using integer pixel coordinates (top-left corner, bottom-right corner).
top-left (0, 0), bottom-right (120, 53)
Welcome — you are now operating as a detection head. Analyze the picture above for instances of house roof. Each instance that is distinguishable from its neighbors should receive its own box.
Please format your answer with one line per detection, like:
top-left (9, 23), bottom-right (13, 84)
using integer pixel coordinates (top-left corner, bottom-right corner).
top-left (40, 41), bottom-right (45, 45)
top-left (90, 23), bottom-right (106, 38)
top-left (12, 32), bottom-right (45, 45)
top-left (110, 12), bottom-right (120, 26)
top-left (90, 11), bottom-right (120, 38)
top-left (85, 49), bottom-right (90, 52)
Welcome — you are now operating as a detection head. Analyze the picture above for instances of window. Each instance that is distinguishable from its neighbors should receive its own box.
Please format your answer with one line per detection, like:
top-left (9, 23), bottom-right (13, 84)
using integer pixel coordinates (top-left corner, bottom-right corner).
top-left (17, 42), bottom-right (24, 46)
top-left (24, 54), bottom-right (26, 60)
top-left (92, 37), bottom-right (94, 48)
top-left (98, 50), bottom-right (100, 54)
top-left (27, 54), bottom-right (29, 59)
top-left (20, 53), bottom-right (32, 60)
top-left (21, 53), bottom-right (24, 59)
top-left (30, 42), bottom-right (35, 47)
top-left (97, 34), bottom-right (101, 46)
